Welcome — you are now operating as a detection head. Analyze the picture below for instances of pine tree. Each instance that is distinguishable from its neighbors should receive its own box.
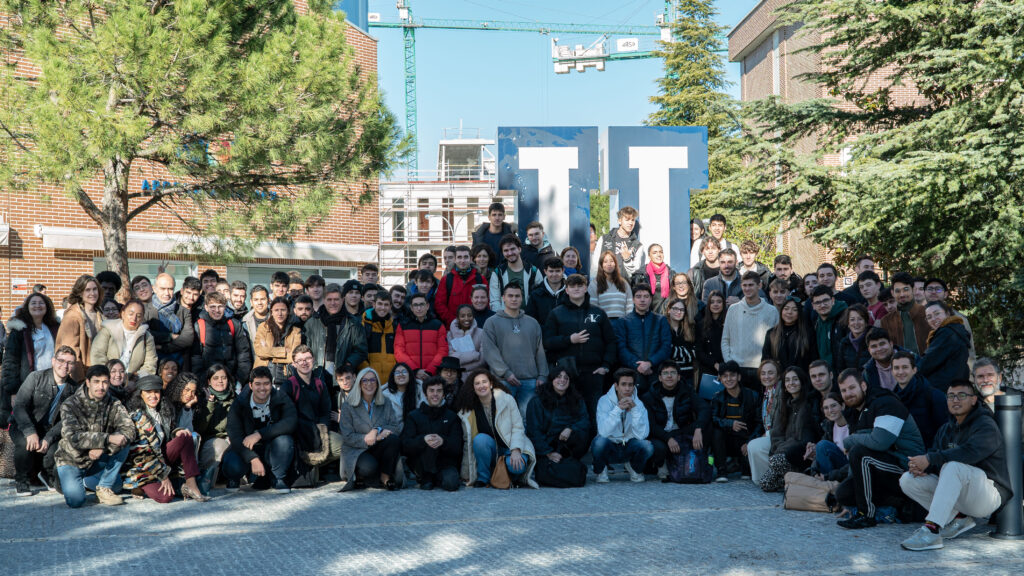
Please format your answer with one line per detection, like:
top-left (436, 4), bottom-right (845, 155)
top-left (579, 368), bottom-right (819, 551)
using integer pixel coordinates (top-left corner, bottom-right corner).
top-left (723, 0), bottom-right (1024, 367)
top-left (647, 0), bottom-right (775, 258)
top-left (0, 0), bottom-right (404, 283)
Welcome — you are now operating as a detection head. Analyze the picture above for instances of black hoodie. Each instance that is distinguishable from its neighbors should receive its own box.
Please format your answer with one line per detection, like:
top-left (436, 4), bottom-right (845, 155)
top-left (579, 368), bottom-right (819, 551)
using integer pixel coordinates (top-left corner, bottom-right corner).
top-left (542, 292), bottom-right (617, 370)
top-left (927, 402), bottom-right (1012, 513)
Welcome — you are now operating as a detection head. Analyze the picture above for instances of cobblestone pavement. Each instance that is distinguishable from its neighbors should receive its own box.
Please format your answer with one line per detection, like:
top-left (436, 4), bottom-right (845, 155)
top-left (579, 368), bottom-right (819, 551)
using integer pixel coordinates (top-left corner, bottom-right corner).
top-left (2, 474), bottom-right (1023, 576)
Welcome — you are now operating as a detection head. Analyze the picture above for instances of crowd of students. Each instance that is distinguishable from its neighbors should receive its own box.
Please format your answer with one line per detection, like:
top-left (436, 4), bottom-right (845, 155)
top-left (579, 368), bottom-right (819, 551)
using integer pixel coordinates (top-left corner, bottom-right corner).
top-left (0, 201), bottom-right (1014, 552)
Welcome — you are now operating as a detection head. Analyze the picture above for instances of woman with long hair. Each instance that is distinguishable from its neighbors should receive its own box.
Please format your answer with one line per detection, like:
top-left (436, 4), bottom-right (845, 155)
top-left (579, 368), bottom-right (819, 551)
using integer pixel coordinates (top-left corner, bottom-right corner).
top-left (55, 275), bottom-right (104, 381)
top-left (689, 218), bottom-right (708, 268)
top-left (745, 359), bottom-right (782, 485)
top-left (836, 304), bottom-right (872, 375)
top-left (524, 364), bottom-right (589, 487)
top-left (453, 369), bottom-right (538, 488)
top-left (560, 246), bottom-right (584, 277)
top-left (760, 366), bottom-right (819, 491)
top-left (2, 293), bottom-right (60, 421)
top-left (697, 290), bottom-right (726, 375)
top-left (471, 244), bottom-right (497, 281)
top-left (656, 272), bottom-right (704, 317)
top-left (253, 296), bottom-right (302, 383)
top-left (664, 297), bottom-right (700, 386)
top-left (762, 297), bottom-right (815, 372)
top-left (382, 363), bottom-right (421, 422)
top-left (194, 364), bottom-right (235, 494)
top-left (106, 358), bottom-right (130, 403)
top-left (588, 250), bottom-right (633, 320)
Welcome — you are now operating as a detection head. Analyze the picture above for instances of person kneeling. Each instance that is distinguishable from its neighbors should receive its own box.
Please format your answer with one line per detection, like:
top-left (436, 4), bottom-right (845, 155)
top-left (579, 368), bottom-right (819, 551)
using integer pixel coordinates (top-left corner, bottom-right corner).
top-left (592, 369), bottom-right (654, 483)
top-left (454, 369), bottom-right (538, 488)
top-left (54, 365), bottom-right (136, 508)
top-left (123, 375), bottom-right (211, 502)
top-left (898, 381), bottom-right (1012, 551)
top-left (401, 377), bottom-right (463, 491)
top-left (222, 367), bottom-right (297, 493)
top-left (339, 368), bottom-right (403, 492)
top-left (525, 364), bottom-right (589, 488)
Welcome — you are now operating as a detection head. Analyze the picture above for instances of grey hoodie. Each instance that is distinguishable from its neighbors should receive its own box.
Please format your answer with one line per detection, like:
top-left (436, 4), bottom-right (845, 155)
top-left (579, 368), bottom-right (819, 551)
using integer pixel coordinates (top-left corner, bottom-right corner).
top-left (481, 309), bottom-right (548, 382)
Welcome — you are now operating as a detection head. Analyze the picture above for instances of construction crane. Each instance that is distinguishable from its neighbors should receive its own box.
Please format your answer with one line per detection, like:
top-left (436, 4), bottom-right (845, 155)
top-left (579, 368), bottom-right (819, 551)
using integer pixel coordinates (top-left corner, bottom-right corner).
top-left (368, 1), bottom-right (673, 171)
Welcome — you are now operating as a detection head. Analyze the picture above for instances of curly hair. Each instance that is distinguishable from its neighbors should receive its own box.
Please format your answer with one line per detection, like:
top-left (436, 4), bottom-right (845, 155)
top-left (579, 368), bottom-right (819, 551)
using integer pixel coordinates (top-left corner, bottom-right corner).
top-left (451, 369), bottom-right (511, 413)
top-left (165, 372), bottom-right (201, 408)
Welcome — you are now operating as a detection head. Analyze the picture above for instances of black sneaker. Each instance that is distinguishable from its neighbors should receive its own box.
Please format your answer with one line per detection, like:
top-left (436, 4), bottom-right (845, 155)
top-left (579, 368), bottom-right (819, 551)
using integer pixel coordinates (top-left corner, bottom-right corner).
top-left (225, 479), bottom-right (240, 492)
top-left (16, 482), bottom-right (32, 496)
top-left (419, 481), bottom-right (435, 491)
top-left (838, 514), bottom-right (877, 530)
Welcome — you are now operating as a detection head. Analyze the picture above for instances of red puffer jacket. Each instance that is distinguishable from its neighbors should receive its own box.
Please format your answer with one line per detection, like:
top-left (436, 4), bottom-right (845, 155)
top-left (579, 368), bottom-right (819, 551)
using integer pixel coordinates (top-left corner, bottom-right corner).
top-left (434, 268), bottom-right (487, 327)
top-left (395, 315), bottom-right (448, 374)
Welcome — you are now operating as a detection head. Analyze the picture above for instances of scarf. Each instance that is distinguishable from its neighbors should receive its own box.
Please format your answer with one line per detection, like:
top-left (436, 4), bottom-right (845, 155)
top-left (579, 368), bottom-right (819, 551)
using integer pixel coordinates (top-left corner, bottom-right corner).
top-left (155, 296), bottom-right (183, 333)
top-left (646, 261), bottom-right (671, 299)
top-left (926, 315), bottom-right (965, 348)
top-left (209, 386), bottom-right (233, 401)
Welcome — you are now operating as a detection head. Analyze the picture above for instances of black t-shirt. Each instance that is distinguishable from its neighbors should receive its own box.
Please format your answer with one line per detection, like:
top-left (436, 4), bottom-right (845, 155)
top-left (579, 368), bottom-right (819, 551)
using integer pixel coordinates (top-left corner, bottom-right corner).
top-left (483, 230), bottom-right (505, 264)
top-left (701, 260), bottom-right (721, 280)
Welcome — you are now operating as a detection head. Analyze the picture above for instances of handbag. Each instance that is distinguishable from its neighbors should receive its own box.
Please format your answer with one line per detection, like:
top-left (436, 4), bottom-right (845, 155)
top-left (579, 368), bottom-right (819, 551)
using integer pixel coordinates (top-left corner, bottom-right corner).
top-left (666, 436), bottom-right (713, 484)
top-left (535, 456), bottom-right (587, 488)
top-left (783, 471), bottom-right (840, 513)
top-left (489, 454), bottom-right (511, 489)
top-left (0, 427), bottom-right (14, 479)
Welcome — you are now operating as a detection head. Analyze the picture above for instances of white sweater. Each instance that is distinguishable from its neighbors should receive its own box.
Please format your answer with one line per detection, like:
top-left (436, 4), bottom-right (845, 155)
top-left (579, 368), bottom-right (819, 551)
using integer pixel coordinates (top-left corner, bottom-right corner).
top-left (721, 297), bottom-right (779, 369)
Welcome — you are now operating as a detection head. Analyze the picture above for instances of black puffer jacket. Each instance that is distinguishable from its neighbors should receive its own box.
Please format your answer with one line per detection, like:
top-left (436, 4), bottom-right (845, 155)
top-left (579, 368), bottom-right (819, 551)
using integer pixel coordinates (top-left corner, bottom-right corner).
top-left (918, 318), bottom-right (972, 392)
top-left (226, 387), bottom-right (297, 463)
top-left (400, 402), bottom-right (463, 469)
top-left (641, 381), bottom-right (711, 443)
top-left (191, 311), bottom-right (253, 384)
top-left (542, 293), bottom-right (617, 370)
top-left (525, 391), bottom-right (589, 455)
top-left (1, 320), bottom-right (59, 426)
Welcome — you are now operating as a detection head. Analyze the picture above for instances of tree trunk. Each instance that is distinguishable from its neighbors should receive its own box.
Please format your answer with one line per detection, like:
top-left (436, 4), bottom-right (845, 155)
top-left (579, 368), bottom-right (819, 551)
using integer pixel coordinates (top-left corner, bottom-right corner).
top-left (101, 157), bottom-right (131, 287)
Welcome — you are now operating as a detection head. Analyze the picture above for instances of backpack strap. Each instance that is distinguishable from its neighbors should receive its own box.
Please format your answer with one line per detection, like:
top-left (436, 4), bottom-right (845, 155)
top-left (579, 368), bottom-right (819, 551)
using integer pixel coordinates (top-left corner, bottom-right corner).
top-left (227, 318), bottom-right (236, 337)
top-left (197, 318), bottom-right (207, 345)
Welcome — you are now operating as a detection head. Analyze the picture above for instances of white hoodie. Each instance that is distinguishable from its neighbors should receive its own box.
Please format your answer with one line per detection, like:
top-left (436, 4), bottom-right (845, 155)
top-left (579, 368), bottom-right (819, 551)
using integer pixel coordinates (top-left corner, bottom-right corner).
top-left (595, 385), bottom-right (649, 444)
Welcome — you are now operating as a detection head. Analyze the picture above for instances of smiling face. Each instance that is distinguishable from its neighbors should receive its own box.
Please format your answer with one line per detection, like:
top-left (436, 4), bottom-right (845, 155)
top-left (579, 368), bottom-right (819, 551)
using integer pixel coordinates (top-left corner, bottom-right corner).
top-left (83, 280), bottom-right (101, 307)
top-left (27, 295), bottom-right (47, 323)
top-left (649, 245), bottom-right (664, 265)
top-left (471, 288), bottom-right (489, 311)
top-left (208, 369), bottom-right (229, 393)
top-left (780, 300), bottom-right (800, 325)
top-left (760, 363), bottom-right (779, 387)
top-left (601, 254), bottom-right (617, 274)
top-left (159, 360), bottom-right (178, 385)
top-left (783, 370), bottom-right (802, 397)
top-left (718, 252), bottom-right (737, 277)
top-left (474, 250), bottom-right (490, 270)
top-left (561, 250), bottom-right (578, 269)
top-left (551, 370), bottom-right (571, 395)
top-left (391, 366), bottom-right (410, 386)
top-left (293, 351), bottom-right (314, 377)
top-left (141, 389), bottom-right (161, 408)
top-left (359, 372), bottom-right (378, 400)
top-left (473, 373), bottom-right (493, 401)
top-left (250, 376), bottom-right (272, 404)
top-left (925, 304), bottom-right (949, 330)
top-left (180, 381), bottom-right (197, 406)
top-left (457, 307), bottom-right (474, 330)
top-left (132, 278), bottom-right (153, 302)
top-left (425, 383), bottom-right (445, 407)
top-left (251, 290), bottom-right (269, 315)
top-left (822, 397), bottom-right (844, 423)
top-left (108, 363), bottom-right (126, 387)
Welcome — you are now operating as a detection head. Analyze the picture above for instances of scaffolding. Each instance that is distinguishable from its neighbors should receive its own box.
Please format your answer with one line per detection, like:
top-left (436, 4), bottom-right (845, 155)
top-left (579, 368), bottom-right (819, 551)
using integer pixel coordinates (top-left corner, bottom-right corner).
top-left (378, 131), bottom-right (512, 287)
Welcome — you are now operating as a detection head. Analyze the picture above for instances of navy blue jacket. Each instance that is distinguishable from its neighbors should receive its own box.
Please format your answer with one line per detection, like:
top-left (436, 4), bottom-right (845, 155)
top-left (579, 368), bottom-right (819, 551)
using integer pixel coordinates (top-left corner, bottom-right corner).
top-left (893, 373), bottom-right (948, 449)
top-left (615, 310), bottom-right (671, 370)
top-left (918, 319), bottom-right (971, 392)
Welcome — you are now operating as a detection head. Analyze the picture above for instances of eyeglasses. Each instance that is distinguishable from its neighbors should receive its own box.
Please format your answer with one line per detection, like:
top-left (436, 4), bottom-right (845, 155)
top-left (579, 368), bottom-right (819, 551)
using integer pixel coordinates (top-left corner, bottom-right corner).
top-left (53, 358), bottom-right (74, 366)
top-left (669, 306), bottom-right (686, 313)
top-left (946, 392), bottom-right (975, 401)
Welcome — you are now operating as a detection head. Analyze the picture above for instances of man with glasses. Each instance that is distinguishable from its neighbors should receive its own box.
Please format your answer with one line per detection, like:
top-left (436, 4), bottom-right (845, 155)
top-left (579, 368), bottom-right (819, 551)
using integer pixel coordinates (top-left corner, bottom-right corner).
top-left (286, 345), bottom-right (341, 483)
top-left (882, 272), bottom-right (932, 355)
top-left (810, 285), bottom-right (849, 371)
top-left (898, 380), bottom-right (1011, 550)
top-left (11, 346), bottom-right (78, 496)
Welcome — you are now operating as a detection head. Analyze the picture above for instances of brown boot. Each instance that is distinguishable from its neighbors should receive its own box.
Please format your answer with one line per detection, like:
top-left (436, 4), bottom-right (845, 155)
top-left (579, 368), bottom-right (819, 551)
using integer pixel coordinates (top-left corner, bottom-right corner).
top-left (95, 487), bottom-right (124, 506)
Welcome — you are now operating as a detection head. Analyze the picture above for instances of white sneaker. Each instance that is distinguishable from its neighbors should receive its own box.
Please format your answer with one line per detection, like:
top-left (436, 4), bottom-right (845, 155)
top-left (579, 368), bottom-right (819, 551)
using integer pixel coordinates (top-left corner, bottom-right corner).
top-left (901, 526), bottom-right (943, 551)
top-left (596, 469), bottom-right (610, 483)
top-left (940, 516), bottom-right (976, 540)
top-left (624, 462), bottom-right (645, 483)
top-left (657, 464), bottom-right (668, 480)
top-left (715, 476), bottom-right (729, 483)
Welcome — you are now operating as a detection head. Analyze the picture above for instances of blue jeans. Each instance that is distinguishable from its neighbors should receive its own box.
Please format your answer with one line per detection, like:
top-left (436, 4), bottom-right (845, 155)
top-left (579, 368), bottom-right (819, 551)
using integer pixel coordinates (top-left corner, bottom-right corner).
top-left (221, 435), bottom-right (295, 488)
top-left (57, 447), bottom-right (130, 508)
top-left (814, 440), bottom-right (848, 476)
top-left (472, 433), bottom-right (530, 484)
top-left (507, 378), bottom-right (537, 421)
top-left (591, 436), bottom-right (654, 474)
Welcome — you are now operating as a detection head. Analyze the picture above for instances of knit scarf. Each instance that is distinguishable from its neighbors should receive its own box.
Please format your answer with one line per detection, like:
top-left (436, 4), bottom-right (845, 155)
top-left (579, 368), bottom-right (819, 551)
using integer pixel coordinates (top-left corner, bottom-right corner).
top-left (646, 261), bottom-right (671, 299)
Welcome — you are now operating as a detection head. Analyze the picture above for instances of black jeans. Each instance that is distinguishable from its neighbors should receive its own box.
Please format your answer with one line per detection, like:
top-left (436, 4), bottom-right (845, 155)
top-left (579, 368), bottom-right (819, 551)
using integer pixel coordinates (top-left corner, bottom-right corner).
top-left (647, 425), bottom-right (699, 472)
top-left (406, 444), bottom-right (460, 491)
top-left (835, 444), bottom-right (906, 518)
top-left (576, 367), bottom-right (607, 442)
top-left (11, 427), bottom-right (58, 484)
top-left (354, 434), bottom-right (401, 484)
top-left (711, 427), bottom-right (751, 475)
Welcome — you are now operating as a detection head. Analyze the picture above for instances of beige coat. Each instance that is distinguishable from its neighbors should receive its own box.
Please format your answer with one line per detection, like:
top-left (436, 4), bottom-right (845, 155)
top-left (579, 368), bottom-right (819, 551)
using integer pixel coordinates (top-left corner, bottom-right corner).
top-left (458, 389), bottom-right (538, 488)
top-left (55, 304), bottom-right (103, 382)
top-left (90, 319), bottom-right (157, 377)
top-left (252, 321), bottom-right (303, 369)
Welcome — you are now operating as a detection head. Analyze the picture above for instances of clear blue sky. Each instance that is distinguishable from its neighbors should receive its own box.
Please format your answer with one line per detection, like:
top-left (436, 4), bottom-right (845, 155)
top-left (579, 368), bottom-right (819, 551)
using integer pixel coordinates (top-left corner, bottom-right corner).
top-left (366, 0), bottom-right (762, 172)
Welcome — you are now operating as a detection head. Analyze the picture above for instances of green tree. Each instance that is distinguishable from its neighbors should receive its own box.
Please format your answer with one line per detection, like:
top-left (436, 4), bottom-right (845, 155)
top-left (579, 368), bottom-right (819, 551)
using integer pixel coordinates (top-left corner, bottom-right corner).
top-left (0, 0), bottom-right (404, 283)
top-left (723, 0), bottom-right (1024, 368)
top-left (647, 0), bottom-right (775, 259)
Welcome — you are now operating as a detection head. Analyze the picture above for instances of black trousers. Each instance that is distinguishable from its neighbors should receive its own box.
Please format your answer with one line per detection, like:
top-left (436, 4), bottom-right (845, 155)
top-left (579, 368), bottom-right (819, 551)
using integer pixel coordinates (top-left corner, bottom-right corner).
top-left (406, 445), bottom-right (460, 491)
top-left (354, 434), bottom-right (401, 484)
top-left (835, 444), bottom-right (906, 518)
top-left (648, 425), bottom-right (699, 472)
top-left (576, 367), bottom-right (607, 442)
top-left (711, 427), bottom-right (751, 475)
top-left (11, 427), bottom-right (58, 484)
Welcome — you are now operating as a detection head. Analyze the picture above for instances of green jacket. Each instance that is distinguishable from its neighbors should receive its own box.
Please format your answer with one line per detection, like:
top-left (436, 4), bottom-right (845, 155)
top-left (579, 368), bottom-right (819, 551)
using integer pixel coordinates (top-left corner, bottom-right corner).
top-left (194, 389), bottom-right (236, 439)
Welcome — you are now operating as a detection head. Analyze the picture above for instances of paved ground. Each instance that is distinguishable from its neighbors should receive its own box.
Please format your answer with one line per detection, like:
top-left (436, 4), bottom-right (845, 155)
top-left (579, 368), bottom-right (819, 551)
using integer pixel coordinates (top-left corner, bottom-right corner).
top-left (2, 473), bottom-right (1023, 576)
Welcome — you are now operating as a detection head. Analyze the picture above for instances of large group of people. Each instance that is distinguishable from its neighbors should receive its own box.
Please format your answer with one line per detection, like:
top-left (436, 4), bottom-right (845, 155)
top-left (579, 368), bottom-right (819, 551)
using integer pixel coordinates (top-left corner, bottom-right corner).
top-left (0, 201), bottom-right (1015, 552)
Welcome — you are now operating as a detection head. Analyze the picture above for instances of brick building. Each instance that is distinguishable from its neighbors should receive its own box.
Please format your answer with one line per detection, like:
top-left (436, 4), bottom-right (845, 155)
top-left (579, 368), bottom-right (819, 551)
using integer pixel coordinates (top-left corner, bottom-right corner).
top-left (0, 1), bottom-right (380, 313)
top-left (728, 0), bottom-right (925, 280)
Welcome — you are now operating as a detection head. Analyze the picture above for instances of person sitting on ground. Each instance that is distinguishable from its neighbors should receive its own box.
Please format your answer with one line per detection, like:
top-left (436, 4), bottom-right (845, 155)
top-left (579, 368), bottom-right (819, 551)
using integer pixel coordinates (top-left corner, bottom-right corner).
top-left (382, 363), bottom-right (422, 423)
top-left (835, 304), bottom-right (872, 375)
top-left (90, 298), bottom-right (158, 384)
top-left (747, 359), bottom-right (782, 485)
top-left (809, 392), bottom-right (850, 480)
top-left (447, 305), bottom-right (484, 380)
top-left (917, 301), bottom-right (971, 393)
top-left (525, 363), bottom-right (590, 488)
top-left (835, 369), bottom-right (926, 529)
top-left (222, 367), bottom-right (297, 493)
top-left (453, 369), bottom-right (538, 488)
top-left (711, 361), bottom-right (760, 482)
top-left (253, 296), bottom-right (302, 384)
top-left (286, 345), bottom-right (341, 483)
top-left (339, 367), bottom-right (404, 492)
top-left (11, 346), bottom-right (78, 496)
top-left (592, 368), bottom-right (654, 484)
top-left (123, 375), bottom-right (210, 503)
top-left (892, 351), bottom-right (949, 450)
top-left (54, 365), bottom-right (135, 508)
top-left (401, 376), bottom-right (463, 492)
top-left (898, 380), bottom-right (1012, 551)
top-left (642, 362), bottom-right (710, 480)
top-left (193, 364), bottom-right (235, 494)
top-left (165, 371), bottom-right (199, 443)
top-left (760, 366), bottom-right (820, 492)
